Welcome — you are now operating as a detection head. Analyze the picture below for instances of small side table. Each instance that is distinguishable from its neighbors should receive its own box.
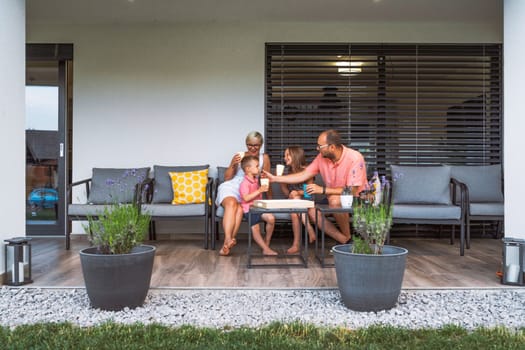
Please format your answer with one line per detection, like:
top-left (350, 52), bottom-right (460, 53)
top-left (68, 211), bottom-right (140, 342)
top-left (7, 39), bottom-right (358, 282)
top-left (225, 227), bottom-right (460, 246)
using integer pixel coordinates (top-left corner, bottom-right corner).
top-left (314, 204), bottom-right (353, 267)
top-left (247, 206), bottom-right (310, 268)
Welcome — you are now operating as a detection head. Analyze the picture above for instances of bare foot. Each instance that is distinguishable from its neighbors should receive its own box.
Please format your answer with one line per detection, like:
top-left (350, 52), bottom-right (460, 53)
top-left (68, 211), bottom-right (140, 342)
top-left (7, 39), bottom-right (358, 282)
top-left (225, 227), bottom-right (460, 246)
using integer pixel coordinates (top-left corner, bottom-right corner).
top-left (224, 239), bottom-right (236, 250)
top-left (264, 238), bottom-right (272, 246)
top-left (219, 245), bottom-right (230, 256)
top-left (262, 248), bottom-right (278, 256)
top-left (286, 246), bottom-right (300, 254)
top-left (226, 238), bottom-right (237, 249)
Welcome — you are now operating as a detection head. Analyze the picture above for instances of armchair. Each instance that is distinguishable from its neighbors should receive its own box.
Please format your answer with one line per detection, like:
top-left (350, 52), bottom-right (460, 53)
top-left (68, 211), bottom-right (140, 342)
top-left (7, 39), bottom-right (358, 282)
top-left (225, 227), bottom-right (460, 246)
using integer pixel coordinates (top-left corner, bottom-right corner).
top-left (450, 164), bottom-right (504, 245)
top-left (390, 165), bottom-right (468, 255)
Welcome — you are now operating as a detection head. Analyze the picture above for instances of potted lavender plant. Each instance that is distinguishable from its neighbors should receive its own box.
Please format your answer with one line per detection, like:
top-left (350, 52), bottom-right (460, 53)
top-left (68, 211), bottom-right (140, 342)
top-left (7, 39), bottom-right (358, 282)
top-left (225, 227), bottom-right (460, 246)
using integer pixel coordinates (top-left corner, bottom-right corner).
top-left (331, 185), bottom-right (408, 312)
top-left (79, 168), bottom-right (155, 311)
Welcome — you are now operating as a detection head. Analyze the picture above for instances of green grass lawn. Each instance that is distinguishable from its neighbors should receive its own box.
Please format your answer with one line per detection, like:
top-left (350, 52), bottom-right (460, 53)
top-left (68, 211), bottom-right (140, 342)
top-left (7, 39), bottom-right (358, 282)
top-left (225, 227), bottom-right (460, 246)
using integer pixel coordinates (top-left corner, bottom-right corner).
top-left (1, 322), bottom-right (524, 349)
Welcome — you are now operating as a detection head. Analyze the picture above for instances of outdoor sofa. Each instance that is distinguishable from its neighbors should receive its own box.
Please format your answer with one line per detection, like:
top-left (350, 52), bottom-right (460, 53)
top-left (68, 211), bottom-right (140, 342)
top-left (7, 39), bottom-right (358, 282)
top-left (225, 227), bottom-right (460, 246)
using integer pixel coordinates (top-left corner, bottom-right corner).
top-left (67, 165), bottom-right (213, 250)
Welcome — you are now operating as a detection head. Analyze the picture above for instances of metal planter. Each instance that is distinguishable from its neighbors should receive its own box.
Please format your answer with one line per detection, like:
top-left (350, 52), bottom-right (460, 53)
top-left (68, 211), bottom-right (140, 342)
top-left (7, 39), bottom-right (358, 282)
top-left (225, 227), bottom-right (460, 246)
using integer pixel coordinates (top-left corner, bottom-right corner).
top-left (79, 244), bottom-right (156, 311)
top-left (332, 244), bottom-right (408, 312)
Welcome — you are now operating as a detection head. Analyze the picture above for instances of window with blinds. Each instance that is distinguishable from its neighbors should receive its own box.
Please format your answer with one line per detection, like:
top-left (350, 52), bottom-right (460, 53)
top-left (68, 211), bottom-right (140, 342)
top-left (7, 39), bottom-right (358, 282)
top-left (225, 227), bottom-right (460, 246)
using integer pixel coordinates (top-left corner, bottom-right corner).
top-left (265, 43), bottom-right (502, 176)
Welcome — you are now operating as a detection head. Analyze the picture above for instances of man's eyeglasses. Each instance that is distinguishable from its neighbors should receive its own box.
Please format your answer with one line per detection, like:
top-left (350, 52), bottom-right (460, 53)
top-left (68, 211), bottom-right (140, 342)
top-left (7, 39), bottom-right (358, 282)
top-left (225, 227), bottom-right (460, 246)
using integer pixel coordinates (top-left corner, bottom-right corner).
top-left (316, 144), bottom-right (330, 150)
top-left (246, 144), bottom-right (261, 148)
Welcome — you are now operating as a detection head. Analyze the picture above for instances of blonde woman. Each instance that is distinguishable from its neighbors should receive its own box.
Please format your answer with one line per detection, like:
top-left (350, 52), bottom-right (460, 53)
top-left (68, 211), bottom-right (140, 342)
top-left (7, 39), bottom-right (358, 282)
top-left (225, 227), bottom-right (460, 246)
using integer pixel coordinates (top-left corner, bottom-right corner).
top-left (215, 131), bottom-right (272, 256)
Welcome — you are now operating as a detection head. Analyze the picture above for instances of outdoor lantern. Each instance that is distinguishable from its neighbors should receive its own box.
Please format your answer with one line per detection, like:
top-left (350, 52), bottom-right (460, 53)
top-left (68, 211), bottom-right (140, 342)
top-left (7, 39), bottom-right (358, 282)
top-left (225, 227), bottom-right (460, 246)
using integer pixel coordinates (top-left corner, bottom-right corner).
top-left (502, 237), bottom-right (525, 286)
top-left (4, 237), bottom-right (32, 286)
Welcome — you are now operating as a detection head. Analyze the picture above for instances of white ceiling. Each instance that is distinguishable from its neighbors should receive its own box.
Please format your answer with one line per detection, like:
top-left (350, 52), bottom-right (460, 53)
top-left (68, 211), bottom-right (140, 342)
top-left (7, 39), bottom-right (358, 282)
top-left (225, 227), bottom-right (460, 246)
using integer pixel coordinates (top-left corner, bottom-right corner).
top-left (26, 0), bottom-right (502, 24)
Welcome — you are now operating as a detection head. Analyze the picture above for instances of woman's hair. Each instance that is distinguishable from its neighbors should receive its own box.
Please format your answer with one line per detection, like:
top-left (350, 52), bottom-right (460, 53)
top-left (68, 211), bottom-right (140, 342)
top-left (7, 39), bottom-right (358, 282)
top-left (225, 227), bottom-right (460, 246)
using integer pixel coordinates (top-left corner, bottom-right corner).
top-left (245, 131), bottom-right (264, 145)
top-left (286, 146), bottom-right (306, 174)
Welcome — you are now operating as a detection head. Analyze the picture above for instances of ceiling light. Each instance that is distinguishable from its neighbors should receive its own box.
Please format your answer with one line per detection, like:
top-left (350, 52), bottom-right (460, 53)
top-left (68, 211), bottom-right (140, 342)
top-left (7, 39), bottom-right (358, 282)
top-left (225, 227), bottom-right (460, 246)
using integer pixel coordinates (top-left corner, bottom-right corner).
top-left (336, 61), bottom-right (363, 67)
top-left (338, 67), bottom-right (362, 73)
top-left (336, 61), bottom-right (363, 74)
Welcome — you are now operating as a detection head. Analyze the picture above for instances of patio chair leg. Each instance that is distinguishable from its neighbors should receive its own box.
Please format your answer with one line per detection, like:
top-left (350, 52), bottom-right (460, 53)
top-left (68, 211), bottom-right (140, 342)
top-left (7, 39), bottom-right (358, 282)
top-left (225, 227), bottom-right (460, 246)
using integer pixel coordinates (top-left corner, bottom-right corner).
top-left (466, 221), bottom-right (471, 249)
top-left (148, 221), bottom-right (157, 241)
top-left (496, 221), bottom-right (503, 239)
top-left (492, 221), bottom-right (503, 239)
top-left (460, 222), bottom-right (465, 256)
top-left (204, 218), bottom-right (209, 250)
top-left (210, 220), bottom-right (216, 250)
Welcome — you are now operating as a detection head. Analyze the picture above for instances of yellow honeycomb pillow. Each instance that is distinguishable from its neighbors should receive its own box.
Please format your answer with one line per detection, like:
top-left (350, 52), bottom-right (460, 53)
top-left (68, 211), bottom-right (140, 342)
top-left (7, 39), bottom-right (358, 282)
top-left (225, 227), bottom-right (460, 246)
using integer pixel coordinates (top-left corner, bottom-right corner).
top-left (169, 169), bottom-right (208, 204)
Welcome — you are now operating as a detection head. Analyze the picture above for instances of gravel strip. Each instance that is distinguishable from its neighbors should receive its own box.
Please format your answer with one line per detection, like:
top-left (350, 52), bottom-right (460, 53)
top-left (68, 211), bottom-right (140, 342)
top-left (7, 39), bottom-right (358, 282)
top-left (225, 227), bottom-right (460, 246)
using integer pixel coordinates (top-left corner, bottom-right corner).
top-left (0, 287), bottom-right (524, 329)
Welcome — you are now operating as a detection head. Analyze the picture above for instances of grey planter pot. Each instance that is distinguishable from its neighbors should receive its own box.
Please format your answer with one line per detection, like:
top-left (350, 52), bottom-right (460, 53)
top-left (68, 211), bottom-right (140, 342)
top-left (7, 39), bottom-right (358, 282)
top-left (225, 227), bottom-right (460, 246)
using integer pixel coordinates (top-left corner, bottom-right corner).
top-left (332, 244), bottom-right (408, 312)
top-left (79, 244), bottom-right (156, 311)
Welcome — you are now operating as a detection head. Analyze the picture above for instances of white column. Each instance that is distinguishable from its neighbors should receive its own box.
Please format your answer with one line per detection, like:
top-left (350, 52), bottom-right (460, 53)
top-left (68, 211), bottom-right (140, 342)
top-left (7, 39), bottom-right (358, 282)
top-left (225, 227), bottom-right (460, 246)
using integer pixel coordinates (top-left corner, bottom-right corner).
top-left (504, 0), bottom-right (525, 239)
top-left (0, 0), bottom-right (26, 274)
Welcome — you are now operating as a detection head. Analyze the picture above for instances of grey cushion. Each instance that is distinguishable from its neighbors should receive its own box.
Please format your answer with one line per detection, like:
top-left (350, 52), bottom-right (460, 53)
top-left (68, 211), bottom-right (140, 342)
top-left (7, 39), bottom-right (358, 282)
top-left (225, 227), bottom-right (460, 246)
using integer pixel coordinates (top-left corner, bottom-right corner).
top-left (469, 202), bottom-right (504, 217)
top-left (391, 165), bottom-right (451, 205)
top-left (273, 212), bottom-right (292, 221)
top-left (217, 166), bottom-right (228, 184)
top-left (215, 205), bottom-right (225, 218)
top-left (450, 164), bottom-right (503, 203)
top-left (142, 203), bottom-right (206, 216)
top-left (393, 204), bottom-right (461, 220)
top-left (88, 167), bottom-right (150, 204)
top-left (152, 164), bottom-right (209, 203)
top-left (68, 204), bottom-right (113, 216)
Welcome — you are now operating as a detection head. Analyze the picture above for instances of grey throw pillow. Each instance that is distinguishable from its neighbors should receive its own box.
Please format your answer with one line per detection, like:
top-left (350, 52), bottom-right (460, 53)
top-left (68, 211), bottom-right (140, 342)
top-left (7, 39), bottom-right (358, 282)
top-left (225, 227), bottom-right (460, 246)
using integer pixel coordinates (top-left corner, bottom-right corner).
top-left (152, 165), bottom-right (209, 203)
top-left (88, 167), bottom-right (150, 204)
top-left (217, 166), bottom-right (228, 184)
top-left (391, 165), bottom-right (452, 205)
top-left (450, 164), bottom-right (503, 202)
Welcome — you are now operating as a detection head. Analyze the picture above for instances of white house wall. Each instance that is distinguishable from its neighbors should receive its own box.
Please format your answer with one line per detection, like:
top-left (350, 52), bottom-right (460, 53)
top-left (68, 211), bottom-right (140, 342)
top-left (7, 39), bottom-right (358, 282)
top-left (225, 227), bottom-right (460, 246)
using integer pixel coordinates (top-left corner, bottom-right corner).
top-left (27, 20), bottom-right (502, 234)
top-left (504, 0), bottom-right (525, 240)
top-left (1, 0), bottom-right (25, 275)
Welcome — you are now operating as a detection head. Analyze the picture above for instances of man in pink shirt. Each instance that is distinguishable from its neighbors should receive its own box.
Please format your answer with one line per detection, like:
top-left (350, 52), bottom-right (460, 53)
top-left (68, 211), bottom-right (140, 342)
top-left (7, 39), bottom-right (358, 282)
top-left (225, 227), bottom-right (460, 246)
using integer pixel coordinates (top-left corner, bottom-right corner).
top-left (265, 129), bottom-right (367, 243)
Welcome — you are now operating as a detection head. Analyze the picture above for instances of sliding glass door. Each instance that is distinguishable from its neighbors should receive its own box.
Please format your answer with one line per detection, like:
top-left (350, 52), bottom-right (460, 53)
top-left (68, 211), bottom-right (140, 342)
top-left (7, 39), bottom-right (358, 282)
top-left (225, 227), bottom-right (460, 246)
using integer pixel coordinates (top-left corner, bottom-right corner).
top-left (26, 44), bottom-right (73, 236)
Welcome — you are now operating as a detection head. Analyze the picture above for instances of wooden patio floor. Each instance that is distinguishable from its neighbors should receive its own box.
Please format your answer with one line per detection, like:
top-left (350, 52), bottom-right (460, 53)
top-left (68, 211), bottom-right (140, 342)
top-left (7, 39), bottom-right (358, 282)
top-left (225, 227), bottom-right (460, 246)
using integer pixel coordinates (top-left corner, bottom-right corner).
top-left (29, 234), bottom-right (504, 289)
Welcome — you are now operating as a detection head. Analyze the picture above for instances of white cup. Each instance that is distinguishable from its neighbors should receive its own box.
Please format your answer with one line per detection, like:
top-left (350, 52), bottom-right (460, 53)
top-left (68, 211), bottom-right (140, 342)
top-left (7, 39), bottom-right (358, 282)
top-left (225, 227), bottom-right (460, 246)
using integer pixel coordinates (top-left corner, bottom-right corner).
top-left (260, 178), bottom-right (269, 187)
top-left (340, 194), bottom-right (353, 208)
top-left (237, 151), bottom-right (245, 159)
top-left (506, 264), bottom-right (520, 283)
top-left (276, 164), bottom-right (285, 176)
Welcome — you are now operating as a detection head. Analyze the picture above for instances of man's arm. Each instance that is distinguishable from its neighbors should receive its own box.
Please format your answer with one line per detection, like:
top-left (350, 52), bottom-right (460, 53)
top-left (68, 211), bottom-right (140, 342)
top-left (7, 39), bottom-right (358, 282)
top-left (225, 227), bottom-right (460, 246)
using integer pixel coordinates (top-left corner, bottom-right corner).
top-left (263, 169), bottom-right (313, 185)
top-left (305, 183), bottom-right (343, 196)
